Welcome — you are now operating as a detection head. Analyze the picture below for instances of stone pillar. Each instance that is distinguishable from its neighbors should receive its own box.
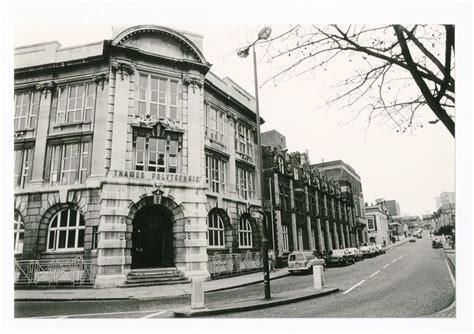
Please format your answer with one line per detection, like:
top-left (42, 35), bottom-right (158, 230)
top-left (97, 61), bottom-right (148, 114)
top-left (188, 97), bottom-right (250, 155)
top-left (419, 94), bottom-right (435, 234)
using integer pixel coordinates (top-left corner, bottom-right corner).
top-left (273, 174), bottom-right (284, 256)
top-left (345, 224), bottom-right (351, 247)
top-left (333, 221), bottom-right (340, 249)
top-left (324, 219), bottom-right (332, 250)
top-left (90, 76), bottom-right (110, 177)
top-left (30, 90), bottom-right (53, 184)
top-left (110, 68), bottom-right (131, 170)
top-left (186, 76), bottom-right (204, 177)
top-left (339, 222), bottom-right (346, 248)
top-left (289, 179), bottom-right (297, 250)
top-left (316, 218), bottom-right (324, 252)
top-left (304, 186), bottom-right (313, 250)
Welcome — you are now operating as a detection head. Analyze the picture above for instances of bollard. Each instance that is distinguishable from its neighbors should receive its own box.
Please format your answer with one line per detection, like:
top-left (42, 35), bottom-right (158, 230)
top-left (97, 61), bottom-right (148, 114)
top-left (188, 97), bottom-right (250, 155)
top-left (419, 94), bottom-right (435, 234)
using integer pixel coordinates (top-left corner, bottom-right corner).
top-left (191, 276), bottom-right (205, 309)
top-left (313, 265), bottom-right (324, 289)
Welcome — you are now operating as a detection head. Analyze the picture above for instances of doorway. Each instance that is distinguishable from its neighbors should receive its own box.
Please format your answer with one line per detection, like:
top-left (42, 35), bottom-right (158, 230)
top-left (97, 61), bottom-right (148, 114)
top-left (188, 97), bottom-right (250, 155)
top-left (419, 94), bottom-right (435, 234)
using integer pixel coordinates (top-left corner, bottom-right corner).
top-left (131, 204), bottom-right (174, 269)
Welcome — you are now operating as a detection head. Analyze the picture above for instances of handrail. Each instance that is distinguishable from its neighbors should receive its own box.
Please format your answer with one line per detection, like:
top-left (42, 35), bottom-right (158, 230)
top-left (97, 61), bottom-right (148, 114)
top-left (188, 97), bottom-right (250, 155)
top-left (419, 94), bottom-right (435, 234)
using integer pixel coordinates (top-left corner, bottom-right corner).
top-left (208, 250), bottom-right (263, 278)
top-left (14, 257), bottom-right (97, 287)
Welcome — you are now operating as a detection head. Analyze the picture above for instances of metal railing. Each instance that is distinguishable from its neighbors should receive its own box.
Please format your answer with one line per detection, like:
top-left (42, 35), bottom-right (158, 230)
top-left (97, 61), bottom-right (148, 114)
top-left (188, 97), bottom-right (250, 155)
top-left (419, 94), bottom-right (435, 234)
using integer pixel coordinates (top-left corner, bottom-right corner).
top-left (208, 251), bottom-right (263, 278)
top-left (14, 257), bottom-right (97, 287)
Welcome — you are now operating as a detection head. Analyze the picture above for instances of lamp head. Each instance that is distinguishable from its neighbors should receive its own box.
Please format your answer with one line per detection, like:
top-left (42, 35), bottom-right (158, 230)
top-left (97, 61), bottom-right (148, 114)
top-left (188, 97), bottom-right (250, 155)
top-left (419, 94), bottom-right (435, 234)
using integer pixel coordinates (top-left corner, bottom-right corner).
top-left (237, 47), bottom-right (250, 58)
top-left (258, 26), bottom-right (272, 40)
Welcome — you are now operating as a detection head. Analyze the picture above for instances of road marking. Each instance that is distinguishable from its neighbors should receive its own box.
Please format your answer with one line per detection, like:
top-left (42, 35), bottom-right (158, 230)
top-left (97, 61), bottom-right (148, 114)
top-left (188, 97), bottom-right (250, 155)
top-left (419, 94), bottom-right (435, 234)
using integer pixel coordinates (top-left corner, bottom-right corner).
top-left (391, 259), bottom-right (397, 264)
top-left (141, 310), bottom-right (169, 319)
top-left (445, 259), bottom-right (456, 288)
top-left (342, 280), bottom-right (365, 295)
top-left (383, 263), bottom-right (390, 269)
top-left (369, 270), bottom-right (380, 278)
top-left (397, 256), bottom-right (403, 260)
top-left (26, 308), bottom-right (170, 319)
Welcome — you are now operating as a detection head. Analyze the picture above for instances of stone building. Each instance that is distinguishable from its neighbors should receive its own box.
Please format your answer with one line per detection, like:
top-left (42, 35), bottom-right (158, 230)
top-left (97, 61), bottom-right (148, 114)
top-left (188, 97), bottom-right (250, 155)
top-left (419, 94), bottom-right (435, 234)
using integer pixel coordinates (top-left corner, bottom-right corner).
top-left (13, 25), bottom-right (263, 288)
top-left (312, 160), bottom-right (368, 245)
top-left (262, 131), bottom-right (361, 265)
top-left (365, 201), bottom-right (391, 245)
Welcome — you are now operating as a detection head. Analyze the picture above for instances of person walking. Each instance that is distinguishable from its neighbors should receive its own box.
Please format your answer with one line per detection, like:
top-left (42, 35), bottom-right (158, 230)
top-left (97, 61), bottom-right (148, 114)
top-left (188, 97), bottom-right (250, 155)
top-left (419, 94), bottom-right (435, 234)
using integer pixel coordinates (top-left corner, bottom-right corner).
top-left (268, 249), bottom-right (276, 272)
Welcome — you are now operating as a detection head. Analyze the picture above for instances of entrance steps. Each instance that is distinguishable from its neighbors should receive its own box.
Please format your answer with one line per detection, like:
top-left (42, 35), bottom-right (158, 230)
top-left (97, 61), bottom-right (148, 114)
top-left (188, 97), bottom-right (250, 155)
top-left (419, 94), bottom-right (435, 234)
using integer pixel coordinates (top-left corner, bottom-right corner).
top-left (124, 267), bottom-right (190, 287)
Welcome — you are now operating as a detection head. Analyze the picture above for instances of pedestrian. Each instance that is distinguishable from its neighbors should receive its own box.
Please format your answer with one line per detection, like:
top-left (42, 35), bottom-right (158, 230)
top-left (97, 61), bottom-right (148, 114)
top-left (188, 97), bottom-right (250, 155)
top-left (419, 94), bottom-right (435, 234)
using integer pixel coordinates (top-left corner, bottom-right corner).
top-left (268, 249), bottom-right (276, 272)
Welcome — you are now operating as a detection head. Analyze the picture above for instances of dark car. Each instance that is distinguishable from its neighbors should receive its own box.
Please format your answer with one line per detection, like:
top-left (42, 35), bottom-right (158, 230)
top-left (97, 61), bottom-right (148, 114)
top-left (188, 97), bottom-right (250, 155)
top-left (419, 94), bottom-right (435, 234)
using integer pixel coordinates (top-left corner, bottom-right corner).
top-left (432, 239), bottom-right (443, 248)
top-left (409, 237), bottom-right (416, 243)
top-left (326, 249), bottom-right (354, 266)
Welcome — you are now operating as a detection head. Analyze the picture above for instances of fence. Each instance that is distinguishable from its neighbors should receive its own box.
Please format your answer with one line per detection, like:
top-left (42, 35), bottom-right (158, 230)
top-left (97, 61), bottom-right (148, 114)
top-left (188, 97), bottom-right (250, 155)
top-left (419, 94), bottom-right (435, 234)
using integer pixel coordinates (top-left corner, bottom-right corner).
top-left (14, 257), bottom-right (97, 287)
top-left (208, 251), bottom-right (263, 278)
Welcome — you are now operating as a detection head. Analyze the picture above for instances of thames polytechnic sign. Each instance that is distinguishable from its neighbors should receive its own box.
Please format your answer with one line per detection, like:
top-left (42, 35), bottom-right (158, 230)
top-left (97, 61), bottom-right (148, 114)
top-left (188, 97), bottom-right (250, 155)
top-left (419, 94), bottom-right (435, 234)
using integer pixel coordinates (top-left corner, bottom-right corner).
top-left (107, 169), bottom-right (201, 183)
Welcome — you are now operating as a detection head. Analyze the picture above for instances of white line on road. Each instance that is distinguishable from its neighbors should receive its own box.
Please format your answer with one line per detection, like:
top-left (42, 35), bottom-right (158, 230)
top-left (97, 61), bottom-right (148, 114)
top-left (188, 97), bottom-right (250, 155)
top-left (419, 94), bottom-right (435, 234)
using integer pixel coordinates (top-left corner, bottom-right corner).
top-left (369, 270), bottom-right (381, 278)
top-left (383, 263), bottom-right (390, 269)
top-left (141, 310), bottom-right (169, 319)
top-left (342, 280), bottom-right (365, 295)
top-left (398, 256), bottom-right (403, 260)
top-left (391, 259), bottom-right (397, 264)
top-left (445, 259), bottom-right (456, 288)
top-left (26, 308), bottom-right (170, 319)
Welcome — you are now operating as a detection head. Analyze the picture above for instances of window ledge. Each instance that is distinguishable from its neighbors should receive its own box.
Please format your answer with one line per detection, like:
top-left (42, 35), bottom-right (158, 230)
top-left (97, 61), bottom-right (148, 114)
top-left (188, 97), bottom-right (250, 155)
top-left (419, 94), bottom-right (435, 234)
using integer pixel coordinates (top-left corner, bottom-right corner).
top-left (53, 121), bottom-right (92, 129)
top-left (208, 246), bottom-right (226, 250)
top-left (238, 246), bottom-right (253, 249)
top-left (43, 249), bottom-right (85, 254)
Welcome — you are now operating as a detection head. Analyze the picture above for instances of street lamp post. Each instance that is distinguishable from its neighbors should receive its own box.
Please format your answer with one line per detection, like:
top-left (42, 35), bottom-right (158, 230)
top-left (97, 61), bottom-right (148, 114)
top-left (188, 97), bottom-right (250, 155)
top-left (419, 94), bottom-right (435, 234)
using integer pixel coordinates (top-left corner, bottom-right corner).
top-left (238, 26), bottom-right (272, 300)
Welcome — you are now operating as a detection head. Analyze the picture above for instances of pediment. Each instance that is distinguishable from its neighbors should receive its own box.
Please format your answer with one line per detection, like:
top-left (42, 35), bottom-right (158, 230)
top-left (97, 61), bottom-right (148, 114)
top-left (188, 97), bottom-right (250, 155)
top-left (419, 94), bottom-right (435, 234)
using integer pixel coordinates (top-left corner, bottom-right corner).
top-left (112, 26), bottom-right (208, 65)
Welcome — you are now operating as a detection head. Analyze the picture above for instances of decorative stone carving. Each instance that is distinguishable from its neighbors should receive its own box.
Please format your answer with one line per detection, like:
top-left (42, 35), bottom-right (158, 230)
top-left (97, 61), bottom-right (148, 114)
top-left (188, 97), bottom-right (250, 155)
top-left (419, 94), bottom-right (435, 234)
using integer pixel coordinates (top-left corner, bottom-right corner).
top-left (183, 76), bottom-right (204, 93)
top-left (131, 114), bottom-right (159, 128)
top-left (93, 73), bottom-right (109, 89)
top-left (36, 80), bottom-right (56, 99)
top-left (152, 182), bottom-right (165, 205)
top-left (111, 60), bottom-right (136, 80)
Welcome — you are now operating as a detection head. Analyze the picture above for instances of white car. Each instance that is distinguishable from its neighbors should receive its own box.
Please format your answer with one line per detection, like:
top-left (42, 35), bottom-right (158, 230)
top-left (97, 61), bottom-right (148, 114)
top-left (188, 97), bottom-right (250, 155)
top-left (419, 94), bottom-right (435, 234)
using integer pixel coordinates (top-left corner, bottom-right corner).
top-left (360, 245), bottom-right (377, 258)
top-left (346, 247), bottom-right (363, 261)
top-left (288, 251), bottom-right (325, 274)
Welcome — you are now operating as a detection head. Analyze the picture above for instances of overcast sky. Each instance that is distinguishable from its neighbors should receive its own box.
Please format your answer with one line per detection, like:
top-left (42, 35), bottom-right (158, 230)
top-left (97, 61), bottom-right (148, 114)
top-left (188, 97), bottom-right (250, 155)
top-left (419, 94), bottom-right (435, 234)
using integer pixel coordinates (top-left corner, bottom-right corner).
top-left (9, 7), bottom-right (458, 217)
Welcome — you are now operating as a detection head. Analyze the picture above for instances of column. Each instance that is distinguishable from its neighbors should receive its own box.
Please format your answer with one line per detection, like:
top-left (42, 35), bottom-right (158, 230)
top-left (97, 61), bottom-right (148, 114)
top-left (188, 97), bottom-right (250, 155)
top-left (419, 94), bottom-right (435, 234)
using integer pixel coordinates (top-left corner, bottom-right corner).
top-left (325, 219), bottom-right (332, 250)
top-left (305, 186), bottom-right (314, 250)
top-left (110, 66), bottom-right (131, 170)
top-left (90, 75), bottom-right (110, 177)
top-left (339, 222), bottom-right (346, 248)
top-left (315, 190), bottom-right (324, 252)
top-left (289, 179), bottom-right (297, 250)
top-left (333, 221), bottom-right (340, 249)
top-left (273, 174), bottom-right (284, 256)
top-left (30, 86), bottom-right (53, 184)
top-left (345, 224), bottom-right (350, 248)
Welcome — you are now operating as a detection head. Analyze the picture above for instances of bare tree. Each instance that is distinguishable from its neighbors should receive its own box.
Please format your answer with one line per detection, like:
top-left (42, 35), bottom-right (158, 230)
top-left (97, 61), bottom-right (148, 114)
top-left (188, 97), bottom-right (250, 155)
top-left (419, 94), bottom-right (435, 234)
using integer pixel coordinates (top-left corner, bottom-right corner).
top-left (260, 25), bottom-right (455, 137)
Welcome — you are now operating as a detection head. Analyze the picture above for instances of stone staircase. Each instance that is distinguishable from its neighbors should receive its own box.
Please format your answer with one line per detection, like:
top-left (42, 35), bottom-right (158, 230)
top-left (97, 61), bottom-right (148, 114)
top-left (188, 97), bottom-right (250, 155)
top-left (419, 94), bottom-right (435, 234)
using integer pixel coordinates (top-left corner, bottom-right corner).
top-left (124, 267), bottom-right (190, 287)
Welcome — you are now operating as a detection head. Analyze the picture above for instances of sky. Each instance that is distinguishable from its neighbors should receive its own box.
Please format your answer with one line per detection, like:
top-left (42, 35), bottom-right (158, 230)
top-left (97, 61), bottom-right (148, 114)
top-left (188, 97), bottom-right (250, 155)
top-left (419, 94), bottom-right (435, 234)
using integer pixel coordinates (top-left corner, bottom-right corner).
top-left (7, 5), bottom-right (460, 217)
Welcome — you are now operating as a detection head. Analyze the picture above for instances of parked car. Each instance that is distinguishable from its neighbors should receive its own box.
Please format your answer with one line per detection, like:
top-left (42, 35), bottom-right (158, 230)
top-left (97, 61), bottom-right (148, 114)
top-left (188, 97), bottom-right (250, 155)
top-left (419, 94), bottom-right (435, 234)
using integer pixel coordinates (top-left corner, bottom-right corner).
top-left (346, 247), bottom-right (363, 261)
top-left (432, 238), bottom-right (443, 248)
top-left (288, 251), bottom-right (325, 274)
top-left (359, 245), bottom-right (376, 258)
top-left (326, 249), bottom-right (354, 266)
top-left (374, 244), bottom-right (386, 254)
top-left (409, 237), bottom-right (417, 242)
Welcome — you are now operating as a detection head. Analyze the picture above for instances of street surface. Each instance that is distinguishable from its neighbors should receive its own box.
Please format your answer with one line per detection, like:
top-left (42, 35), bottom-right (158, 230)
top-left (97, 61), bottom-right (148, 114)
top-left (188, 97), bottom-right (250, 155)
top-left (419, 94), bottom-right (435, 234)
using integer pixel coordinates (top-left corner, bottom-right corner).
top-left (15, 233), bottom-right (454, 318)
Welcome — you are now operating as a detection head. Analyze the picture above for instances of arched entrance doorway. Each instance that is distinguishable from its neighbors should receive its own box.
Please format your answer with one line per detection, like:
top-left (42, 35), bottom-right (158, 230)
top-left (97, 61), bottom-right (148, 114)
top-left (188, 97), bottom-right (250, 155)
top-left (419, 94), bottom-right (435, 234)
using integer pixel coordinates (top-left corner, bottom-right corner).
top-left (131, 205), bottom-right (174, 269)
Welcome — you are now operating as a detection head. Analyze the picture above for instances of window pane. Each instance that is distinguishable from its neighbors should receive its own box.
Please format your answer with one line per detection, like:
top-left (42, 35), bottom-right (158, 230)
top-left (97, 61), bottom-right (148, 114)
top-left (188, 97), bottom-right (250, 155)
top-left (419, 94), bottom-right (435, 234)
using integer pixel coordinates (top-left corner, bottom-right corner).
top-left (60, 210), bottom-right (68, 227)
top-left (69, 210), bottom-right (77, 227)
top-left (58, 230), bottom-right (67, 249)
top-left (67, 230), bottom-right (76, 248)
top-left (48, 231), bottom-right (55, 249)
top-left (79, 216), bottom-right (85, 227)
top-left (78, 229), bottom-right (85, 247)
top-left (50, 216), bottom-right (58, 228)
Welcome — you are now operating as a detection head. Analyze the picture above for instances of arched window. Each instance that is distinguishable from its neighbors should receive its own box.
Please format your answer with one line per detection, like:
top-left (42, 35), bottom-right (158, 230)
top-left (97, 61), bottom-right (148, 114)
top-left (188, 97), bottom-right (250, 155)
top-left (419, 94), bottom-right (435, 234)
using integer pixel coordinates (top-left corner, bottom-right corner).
top-left (277, 157), bottom-right (285, 174)
top-left (47, 208), bottom-right (85, 251)
top-left (238, 218), bottom-right (253, 248)
top-left (14, 212), bottom-right (24, 254)
top-left (208, 212), bottom-right (225, 247)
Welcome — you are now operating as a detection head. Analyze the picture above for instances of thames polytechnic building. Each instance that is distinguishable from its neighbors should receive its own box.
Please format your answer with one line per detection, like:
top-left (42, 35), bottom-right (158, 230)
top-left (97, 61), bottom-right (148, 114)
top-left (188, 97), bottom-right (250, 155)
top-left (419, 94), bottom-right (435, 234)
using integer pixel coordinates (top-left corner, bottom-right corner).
top-left (14, 25), bottom-right (368, 288)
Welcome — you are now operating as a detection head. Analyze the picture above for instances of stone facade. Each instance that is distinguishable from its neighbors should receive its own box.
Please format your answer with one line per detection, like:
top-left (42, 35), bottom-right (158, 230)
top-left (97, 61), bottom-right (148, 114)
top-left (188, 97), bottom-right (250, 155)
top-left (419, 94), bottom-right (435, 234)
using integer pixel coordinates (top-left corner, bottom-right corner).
top-left (262, 132), bottom-right (362, 266)
top-left (14, 25), bottom-right (262, 288)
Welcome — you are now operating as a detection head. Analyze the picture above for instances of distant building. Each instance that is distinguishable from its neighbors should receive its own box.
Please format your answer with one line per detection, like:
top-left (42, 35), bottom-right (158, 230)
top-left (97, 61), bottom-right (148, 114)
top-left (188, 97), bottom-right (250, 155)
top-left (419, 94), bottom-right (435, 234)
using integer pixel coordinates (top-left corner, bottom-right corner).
top-left (435, 191), bottom-right (455, 209)
top-left (384, 200), bottom-right (401, 216)
top-left (312, 160), bottom-right (368, 245)
top-left (433, 203), bottom-right (455, 232)
top-left (365, 202), bottom-right (391, 245)
top-left (261, 129), bottom-right (287, 150)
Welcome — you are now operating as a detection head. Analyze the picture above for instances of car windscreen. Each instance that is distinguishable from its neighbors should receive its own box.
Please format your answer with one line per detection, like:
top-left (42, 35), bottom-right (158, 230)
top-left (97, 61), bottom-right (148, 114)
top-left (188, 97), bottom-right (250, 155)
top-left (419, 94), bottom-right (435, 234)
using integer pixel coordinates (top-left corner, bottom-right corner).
top-left (289, 255), bottom-right (296, 261)
top-left (296, 254), bottom-right (304, 261)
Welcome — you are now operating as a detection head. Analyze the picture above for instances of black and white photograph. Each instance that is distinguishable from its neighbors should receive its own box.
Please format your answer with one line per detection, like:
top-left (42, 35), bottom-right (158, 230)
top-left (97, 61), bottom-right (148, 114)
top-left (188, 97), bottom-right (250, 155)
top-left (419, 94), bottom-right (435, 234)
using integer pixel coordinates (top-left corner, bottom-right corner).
top-left (2, 1), bottom-right (472, 333)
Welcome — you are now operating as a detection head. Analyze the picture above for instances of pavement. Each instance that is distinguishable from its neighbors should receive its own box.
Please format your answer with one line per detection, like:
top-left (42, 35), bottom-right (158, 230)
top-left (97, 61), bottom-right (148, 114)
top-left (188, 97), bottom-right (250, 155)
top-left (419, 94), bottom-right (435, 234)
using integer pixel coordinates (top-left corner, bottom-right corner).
top-left (15, 269), bottom-right (291, 301)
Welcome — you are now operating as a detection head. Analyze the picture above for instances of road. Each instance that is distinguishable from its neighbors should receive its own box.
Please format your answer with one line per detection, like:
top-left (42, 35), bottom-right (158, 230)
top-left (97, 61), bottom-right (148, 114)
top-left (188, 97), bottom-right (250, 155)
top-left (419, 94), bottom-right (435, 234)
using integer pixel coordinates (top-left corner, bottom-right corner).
top-left (15, 235), bottom-right (455, 318)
